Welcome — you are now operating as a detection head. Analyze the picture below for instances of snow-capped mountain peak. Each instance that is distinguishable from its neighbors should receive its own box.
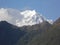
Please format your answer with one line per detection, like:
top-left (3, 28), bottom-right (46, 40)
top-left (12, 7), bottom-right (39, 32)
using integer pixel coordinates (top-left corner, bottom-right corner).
top-left (0, 8), bottom-right (53, 27)
top-left (16, 10), bottom-right (46, 26)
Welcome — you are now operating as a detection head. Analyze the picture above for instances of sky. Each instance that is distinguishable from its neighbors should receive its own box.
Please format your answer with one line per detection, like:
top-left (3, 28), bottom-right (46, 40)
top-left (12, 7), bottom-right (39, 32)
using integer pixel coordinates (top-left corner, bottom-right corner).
top-left (0, 0), bottom-right (60, 21)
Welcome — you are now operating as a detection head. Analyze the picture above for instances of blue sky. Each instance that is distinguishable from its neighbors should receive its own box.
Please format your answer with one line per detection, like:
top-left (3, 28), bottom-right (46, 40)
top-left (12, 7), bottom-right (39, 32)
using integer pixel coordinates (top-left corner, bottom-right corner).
top-left (0, 0), bottom-right (60, 20)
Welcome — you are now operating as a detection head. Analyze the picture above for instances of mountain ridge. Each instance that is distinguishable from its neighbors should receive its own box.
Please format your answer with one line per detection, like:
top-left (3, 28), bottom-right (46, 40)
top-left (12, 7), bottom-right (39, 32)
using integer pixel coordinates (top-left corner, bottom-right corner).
top-left (0, 8), bottom-right (53, 27)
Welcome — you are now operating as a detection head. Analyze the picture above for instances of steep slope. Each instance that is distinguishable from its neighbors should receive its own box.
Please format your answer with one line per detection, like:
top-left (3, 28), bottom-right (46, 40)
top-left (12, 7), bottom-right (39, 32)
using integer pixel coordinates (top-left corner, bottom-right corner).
top-left (54, 17), bottom-right (60, 24)
top-left (17, 18), bottom-right (60, 45)
top-left (0, 21), bottom-right (26, 45)
top-left (28, 18), bottom-right (60, 45)
top-left (17, 21), bottom-right (52, 45)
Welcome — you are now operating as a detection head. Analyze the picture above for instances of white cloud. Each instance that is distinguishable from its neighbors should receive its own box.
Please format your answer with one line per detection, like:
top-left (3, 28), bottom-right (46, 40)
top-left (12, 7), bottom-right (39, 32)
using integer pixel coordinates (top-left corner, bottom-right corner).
top-left (0, 8), bottom-right (24, 25)
top-left (0, 8), bottom-right (12, 22)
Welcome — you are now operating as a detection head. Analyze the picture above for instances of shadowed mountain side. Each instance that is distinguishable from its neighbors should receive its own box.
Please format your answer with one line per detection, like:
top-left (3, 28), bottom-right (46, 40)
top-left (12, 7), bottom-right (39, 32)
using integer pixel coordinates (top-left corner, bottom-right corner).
top-left (0, 21), bottom-right (26, 45)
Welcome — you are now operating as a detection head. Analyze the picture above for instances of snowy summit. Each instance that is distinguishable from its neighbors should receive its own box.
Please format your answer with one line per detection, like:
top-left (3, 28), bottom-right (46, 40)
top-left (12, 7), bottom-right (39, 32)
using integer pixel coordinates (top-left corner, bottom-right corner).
top-left (0, 8), bottom-right (53, 27)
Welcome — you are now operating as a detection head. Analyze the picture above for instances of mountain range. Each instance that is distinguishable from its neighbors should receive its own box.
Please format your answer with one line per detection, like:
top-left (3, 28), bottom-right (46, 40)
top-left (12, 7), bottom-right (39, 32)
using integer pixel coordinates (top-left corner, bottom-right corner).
top-left (0, 17), bottom-right (60, 45)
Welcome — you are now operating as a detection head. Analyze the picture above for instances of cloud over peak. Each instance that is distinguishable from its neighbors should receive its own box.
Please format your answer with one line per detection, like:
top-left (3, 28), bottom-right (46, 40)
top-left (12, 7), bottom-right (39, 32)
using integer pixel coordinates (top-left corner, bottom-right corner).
top-left (0, 8), bottom-right (53, 27)
top-left (0, 8), bottom-right (12, 21)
